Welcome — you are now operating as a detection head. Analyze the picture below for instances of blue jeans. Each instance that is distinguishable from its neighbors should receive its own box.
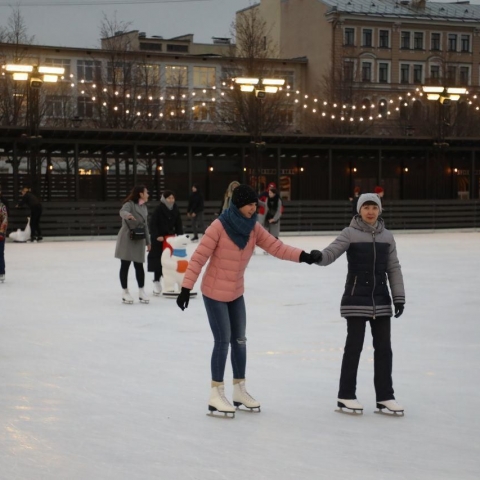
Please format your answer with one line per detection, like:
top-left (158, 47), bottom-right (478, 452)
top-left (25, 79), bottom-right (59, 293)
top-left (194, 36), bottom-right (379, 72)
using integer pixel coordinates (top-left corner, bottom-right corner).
top-left (0, 239), bottom-right (5, 275)
top-left (203, 295), bottom-right (247, 383)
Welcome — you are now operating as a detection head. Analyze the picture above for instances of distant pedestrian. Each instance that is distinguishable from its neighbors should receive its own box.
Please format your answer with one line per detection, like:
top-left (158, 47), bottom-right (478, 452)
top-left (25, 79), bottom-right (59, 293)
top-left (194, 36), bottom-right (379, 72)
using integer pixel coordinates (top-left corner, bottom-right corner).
top-left (0, 197), bottom-right (7, 283)
top-left (349, 186), bottom-right (361, 216)
top-left (257, 187), bottom-right (283, 239)
top-left (16, 187), bottom-right (42, 242)
top-left (187, 184), bottom-right (205, 242)
top-left (374, 186), bottom-right (385, 199)
top-left (218, 181), bottom-right (240, 215)
top-left (114, 185), bottom-right (151, 304)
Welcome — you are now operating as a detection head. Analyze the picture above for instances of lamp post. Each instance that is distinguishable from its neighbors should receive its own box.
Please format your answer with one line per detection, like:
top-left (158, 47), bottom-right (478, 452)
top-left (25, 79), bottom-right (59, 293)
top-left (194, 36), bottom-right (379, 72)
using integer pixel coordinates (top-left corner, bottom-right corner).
top-left (4, 64), bottom-right (65, 193)
top-left (422, 85), bottom-right (467, 199)
top-left (234, 77), bottom-right (285, 192)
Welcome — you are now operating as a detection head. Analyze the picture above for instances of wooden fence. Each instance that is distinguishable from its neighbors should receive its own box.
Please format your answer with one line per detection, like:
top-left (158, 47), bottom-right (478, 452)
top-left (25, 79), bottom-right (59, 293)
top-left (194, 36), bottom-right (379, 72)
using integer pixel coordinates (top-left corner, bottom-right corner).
top-left (5, 199), bottom-right (480, 238)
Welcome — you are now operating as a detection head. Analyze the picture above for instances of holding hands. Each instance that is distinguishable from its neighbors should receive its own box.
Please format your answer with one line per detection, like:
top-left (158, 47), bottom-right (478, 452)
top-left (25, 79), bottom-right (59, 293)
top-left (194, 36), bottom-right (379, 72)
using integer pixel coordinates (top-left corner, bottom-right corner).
top-left (299, 250), bottom-right (322, 265)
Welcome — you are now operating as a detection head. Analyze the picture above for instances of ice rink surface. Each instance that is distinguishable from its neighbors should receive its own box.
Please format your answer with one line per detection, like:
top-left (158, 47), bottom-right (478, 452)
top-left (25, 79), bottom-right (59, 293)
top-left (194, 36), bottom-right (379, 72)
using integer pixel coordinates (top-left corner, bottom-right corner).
top-left (1, 231), bottom-right (479, 480)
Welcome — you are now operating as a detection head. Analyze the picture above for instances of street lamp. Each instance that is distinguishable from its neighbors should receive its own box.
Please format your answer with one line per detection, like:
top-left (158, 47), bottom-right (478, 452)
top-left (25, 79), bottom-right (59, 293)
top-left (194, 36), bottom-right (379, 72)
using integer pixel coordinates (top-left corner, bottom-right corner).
top-left (3, 64), bottom-right (65, 193)
top-left (234, 77), bottom-right (286, 191)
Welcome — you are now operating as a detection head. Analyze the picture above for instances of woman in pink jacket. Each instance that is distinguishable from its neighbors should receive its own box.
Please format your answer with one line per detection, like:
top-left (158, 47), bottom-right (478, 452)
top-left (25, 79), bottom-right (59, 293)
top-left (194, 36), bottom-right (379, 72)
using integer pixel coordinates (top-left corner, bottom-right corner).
top-left (176, 184), bottom-right (317, 417)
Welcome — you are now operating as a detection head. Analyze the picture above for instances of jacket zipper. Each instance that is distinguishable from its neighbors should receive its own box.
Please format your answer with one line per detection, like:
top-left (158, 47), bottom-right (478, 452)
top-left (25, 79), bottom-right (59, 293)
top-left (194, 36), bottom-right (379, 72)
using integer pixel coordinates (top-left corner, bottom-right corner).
top-left (351, 276), bottom-right (357, 296)
top-left (372, 231), bottom-right (377, 319)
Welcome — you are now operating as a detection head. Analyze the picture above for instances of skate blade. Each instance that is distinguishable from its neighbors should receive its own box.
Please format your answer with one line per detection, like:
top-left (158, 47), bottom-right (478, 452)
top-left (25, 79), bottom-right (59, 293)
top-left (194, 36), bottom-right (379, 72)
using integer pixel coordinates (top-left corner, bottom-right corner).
top-left (233, 401), bottom-right (261, 412)
top-left (375, 409), bottom-right (404, 416)
top-left (122, 300), bottom-right (134, 304)
top-left (152, 292), bottom-right (161, 296)
top-left (139, 299), bottom-right (150, 304)
top-left (206, 407), bottom-right (235, 419)
top-left (335, 407), bottom-right (363, 415)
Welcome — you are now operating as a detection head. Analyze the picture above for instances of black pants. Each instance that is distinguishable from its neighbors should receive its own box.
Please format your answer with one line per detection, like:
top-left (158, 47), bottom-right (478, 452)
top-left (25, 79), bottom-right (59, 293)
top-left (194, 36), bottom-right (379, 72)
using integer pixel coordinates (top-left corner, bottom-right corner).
top-left (338, 316), bottom-right (394, 402)
top-left (30, 205), bottom-right (42, 240)
top-left (120, 260), bottom-right (145, 289)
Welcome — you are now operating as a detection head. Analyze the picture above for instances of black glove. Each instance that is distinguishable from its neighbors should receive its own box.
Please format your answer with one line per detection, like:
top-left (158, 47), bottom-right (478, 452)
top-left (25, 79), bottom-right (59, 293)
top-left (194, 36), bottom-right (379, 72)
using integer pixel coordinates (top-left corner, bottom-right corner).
top-left (394, 303), bottom-right (404, 318)
top-left (299, 251), bottom-right (314, 265)
top-left (176, 287), bottom-right (191, 311)
top-left (310, 250), bottom-right (322, 263)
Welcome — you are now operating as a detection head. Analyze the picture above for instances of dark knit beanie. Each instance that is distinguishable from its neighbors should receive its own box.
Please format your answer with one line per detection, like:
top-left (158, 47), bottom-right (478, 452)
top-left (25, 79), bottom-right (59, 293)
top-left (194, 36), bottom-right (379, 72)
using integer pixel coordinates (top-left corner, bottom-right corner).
top-left (231, 184), bottom-right (258, 209)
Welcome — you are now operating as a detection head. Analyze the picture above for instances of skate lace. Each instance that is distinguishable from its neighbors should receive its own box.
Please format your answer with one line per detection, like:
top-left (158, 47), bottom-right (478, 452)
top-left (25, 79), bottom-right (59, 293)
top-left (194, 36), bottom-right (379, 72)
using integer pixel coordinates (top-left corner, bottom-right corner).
top-left (239, 383), bottom-right (256, 402)
top-left (218, 387), bottom-right (233, 407)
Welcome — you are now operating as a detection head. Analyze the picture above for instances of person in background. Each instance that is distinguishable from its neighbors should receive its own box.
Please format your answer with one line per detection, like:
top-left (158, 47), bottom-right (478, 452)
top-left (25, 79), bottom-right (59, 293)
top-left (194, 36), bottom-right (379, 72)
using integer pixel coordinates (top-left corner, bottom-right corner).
top-left (0, 185), bottom-right (10, 216)
top-left (217, 181), bottom-right (240, 215)
top-left (114, 185), bottom-right (151, 304)
top-left (176, 184), bottom-right (319, 417)
top-left (311, 193), bottom-right (405, 415)
top-left (148, 190), bottom-right (183, 296)
top-left (258, 187), bottom-right (283, 239)
top-left (0, 197), bottom-right (7, 283)
top-left (187, 184), bottom-right (205, 242)
top-left (16, 187), bottom-right (42, 242)
top-left (349, 186), bottom-right (361, 216)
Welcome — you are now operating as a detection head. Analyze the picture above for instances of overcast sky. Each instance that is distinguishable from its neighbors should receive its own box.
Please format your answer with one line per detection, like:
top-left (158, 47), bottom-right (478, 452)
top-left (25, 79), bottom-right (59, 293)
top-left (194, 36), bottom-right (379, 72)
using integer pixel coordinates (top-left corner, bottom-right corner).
top-left (0, 0), bottom-right (253, 49)
top-left (0, 0), bottom-right (477, 50)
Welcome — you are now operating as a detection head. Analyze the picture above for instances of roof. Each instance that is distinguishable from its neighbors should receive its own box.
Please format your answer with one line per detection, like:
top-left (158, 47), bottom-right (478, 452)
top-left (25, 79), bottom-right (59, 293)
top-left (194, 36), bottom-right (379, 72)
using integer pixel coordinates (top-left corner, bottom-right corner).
top-left (322, 0), bottom-right (480, 22)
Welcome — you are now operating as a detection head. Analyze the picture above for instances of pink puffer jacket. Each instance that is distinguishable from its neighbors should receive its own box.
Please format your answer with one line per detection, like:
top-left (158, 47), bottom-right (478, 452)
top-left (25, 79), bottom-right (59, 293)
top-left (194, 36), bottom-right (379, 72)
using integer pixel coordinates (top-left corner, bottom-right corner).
top-left (182, 219), bottom-right (303, 302)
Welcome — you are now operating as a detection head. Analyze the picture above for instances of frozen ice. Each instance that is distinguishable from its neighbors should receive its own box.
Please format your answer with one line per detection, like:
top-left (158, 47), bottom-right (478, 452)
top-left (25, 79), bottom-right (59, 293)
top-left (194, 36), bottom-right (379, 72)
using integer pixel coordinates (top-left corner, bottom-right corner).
top-left (1, 231), bottom-right (479, 479)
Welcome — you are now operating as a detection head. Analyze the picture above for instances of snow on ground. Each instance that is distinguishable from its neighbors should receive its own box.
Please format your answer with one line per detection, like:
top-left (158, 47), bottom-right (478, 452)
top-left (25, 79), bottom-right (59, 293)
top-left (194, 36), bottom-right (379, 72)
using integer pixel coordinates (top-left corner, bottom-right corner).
top-left (1, 231), bottom-right (479, 480)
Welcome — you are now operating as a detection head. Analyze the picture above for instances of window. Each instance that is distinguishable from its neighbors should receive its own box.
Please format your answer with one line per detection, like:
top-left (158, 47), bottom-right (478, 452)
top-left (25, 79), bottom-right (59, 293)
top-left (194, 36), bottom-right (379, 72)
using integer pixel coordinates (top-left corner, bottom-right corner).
top-left (44, 58), bottom-right (71, 78)
top-left (361, 62), bottom-right (372, 82)
top-left (378, 63), bottom-right (389, 83)
top-left (165, 66), bottom-right (188, 87)
top-left (343, 61), bottom-right (354, 81)
top-left (77, 60), bottom-right (102, 82)
top-left (345, 28), bottom-right (355, 46)
top-left (401, 31), bottom-right (411, 49)
top-left (137, 64), bottom-right (161, 85)
top-left (447, 65), bottom-right (457, 83)
top-left (193, 101), bottom-right (215, 122)
top-left (273, 70), bottom-right (295, 90)
top-left (139, 42), bottom-right (162, 52)
top-left (379, 30), bottom-right (389, 48)
top-left (378, 99), bottom-right (388, 116)
top-left (431, 33), bottom-right (441, 51)
top-left (459, 66), bottom-right (469, 84)
top-left (414, 32), bottom-right (424, 50)
top-left (77, 96), bottom-right (94, 118)
top-left (430, 65), bottom-right (440, 80)
top-left (166, 44), bottom-right (189, 53)
top-left (362, 29), bottom-right (372, 47)
top-left (193, 66), bottom-right (215, 88)
top-left (448, 34), bottom-right (457, 52)
top-left (413, 64), bottom-right (423, 84)
top-left (278, 108), bottom-right (294, 125)
top-left (107, 62), bottom-right (132, 84)
top-left (400, 64), bottom-right (410, 84)
top-left (46, 95), bottom-right (69, 117)
top-left (461, 35), bottom-right (470, 52)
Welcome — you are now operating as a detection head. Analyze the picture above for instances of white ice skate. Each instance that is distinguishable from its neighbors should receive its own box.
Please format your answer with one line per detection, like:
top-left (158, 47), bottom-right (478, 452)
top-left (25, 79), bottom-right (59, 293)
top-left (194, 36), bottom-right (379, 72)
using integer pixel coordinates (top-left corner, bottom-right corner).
top-left (152, 281), bottom-right (162, 296)
top-left (376, 399), bottom-right (404, 416)
top-left (233, 381), bottom-right (261, 412)
top-left (208, 385), bottom-right (235, 418)
top-left (139, 288), bottom-right (150, 304)
top-left (0, 274), bottom-right (4, 283)
top-left (122, 289), bottom-right (134, 304)
top-left (337, 398), bottom-right (364, 414)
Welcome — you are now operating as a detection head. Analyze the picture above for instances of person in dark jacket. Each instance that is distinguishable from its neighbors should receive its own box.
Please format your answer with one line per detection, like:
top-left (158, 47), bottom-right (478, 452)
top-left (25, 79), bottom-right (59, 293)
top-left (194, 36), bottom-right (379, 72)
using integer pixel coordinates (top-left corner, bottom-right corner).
top-left (349, 186), bottom-right (361, 216)
top-left (0, 198), bottom-right (7, 283)
top-left (16, 187), bottom-right (42, 242)
top-left (148, 190), bottom-right (184, 295)
top-left (312, 193), bottom-right (406, 415)
top-left (187, 184), bottom-right (205, 242)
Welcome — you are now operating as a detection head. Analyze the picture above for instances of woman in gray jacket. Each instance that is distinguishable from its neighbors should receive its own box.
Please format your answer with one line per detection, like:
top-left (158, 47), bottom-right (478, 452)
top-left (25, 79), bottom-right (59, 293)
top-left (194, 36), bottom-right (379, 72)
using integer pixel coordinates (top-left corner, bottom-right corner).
top-left (114, 185), bottom-right (151, 304)
top-left (312, 193), bottom-right (405, 415)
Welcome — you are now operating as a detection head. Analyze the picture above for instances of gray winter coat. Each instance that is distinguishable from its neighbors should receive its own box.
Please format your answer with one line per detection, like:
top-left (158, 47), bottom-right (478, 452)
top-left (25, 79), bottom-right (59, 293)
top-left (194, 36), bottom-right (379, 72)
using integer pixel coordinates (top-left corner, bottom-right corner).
top-left (114, 201), bottom-right (151, 263)
top-left (257, 197), bottom-right (283, 238)
top-left (318, 216), bottom-right (405, 319)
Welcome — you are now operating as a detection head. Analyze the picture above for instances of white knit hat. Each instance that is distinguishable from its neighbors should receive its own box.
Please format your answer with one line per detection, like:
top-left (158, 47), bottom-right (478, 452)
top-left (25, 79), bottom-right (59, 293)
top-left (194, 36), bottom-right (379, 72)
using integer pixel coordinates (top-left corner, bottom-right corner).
top-left (357, 193), bottom-right (382, 214)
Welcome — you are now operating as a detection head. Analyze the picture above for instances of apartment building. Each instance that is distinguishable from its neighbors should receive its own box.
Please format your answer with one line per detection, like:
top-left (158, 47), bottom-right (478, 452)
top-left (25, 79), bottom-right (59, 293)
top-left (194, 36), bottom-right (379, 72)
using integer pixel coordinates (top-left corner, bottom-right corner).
top-left (244, 0), bottom-right (480, 95)
top-left (0, 32), bottom-right (306, 131)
